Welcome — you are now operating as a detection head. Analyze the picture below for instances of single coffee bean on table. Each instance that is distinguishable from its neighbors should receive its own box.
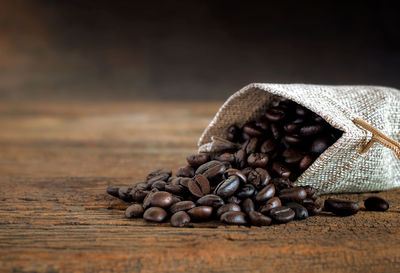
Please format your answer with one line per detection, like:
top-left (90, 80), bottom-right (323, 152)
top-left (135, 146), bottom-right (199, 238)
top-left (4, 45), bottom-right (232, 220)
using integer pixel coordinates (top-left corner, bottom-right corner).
top-left (364, 196), bottom-right (389, 211)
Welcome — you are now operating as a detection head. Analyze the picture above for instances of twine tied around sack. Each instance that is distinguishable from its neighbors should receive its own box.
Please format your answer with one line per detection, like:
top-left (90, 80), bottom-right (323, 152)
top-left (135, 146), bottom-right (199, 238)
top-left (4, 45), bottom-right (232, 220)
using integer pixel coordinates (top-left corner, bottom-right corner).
top-left (353, 118), bottom-right (400, 160)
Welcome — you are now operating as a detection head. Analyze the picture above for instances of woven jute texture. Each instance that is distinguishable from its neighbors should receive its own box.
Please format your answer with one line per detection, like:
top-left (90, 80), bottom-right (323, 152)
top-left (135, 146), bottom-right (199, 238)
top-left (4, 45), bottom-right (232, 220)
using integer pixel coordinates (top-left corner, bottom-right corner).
top-left (198, 83), bottom-right (400, 194)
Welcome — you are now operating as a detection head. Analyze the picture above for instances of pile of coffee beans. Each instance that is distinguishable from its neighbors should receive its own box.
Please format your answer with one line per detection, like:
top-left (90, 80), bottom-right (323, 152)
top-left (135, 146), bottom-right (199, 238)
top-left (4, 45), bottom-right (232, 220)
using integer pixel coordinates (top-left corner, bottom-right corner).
top-left (106, 99), bottom-right (389, 227)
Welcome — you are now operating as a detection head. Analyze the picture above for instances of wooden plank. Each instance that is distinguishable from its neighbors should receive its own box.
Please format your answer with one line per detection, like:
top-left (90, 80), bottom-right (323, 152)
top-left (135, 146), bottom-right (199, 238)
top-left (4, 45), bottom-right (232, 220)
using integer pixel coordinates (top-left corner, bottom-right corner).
top-left (0, 101), bottom-right (399, 273)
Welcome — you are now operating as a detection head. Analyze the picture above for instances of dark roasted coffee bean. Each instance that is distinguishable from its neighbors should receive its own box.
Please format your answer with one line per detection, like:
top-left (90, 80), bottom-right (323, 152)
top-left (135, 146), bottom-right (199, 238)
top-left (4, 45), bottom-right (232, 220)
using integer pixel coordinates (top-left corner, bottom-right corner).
top-left (125, 204), bottom-right (144, 218)
top-left (214, 176), bottom-right (240, 198)
top-left (242, 198), bottom-right (255, 214)
top-left (171, 195), bottom-right (183, 204)
top-left (286, 202), bottom-right (308, 220)
top-left (300, 124), bottom-right (324, 136)
top-left (226, 195), bottom-right (242, 205)
top-left (143, 207), bottom-right (168, 222)
top-left (133, 181), bottom-right (148, 191)
top-left (279, 187), bottom-right (307, 203)
top-left (295, 105), bottom-right (308, 116)
top-left (169, 201), bottom-right (196, 214)
top-left (170, 211), bottom-right (191, 227)
top-left (165, 184), bottom-right (185, 195)
top-left (223, 168), bottom-right (247, 183)
top-left (312, 113), bottom-right (324, 122)
top-left (272, 162), bottom-right (291, 178)
top-left (186, 154), bottom-right (210, 167)
top-left (282, 149), bottom-right (303, 164)
top-left (283, 123), bottom-right (300, 134)
top-left (249, 211), bottom-right (272, 226)
top-left (270, 123), bottom-right (281, 139)
top-left (255, 119), bottom-right (269, 131)
top-left (131, 189), bottom-right (148, 203)
top-left (284, 134), bottom-right (302, 144)
top-left (149, 191), bottom-right (174, 208)
top-left (271, 178), bottom-right (293, 192)
top-left (188, 174), bottom-right (211, 198)
top-left (292, 117), bottom-right (305, 124)
top-left (220, 211), bottom-right (247, 225)
top-left (176, 165), bottom-right (195, 178)
top-left (364, 196), bottom-right (389, 211)
top-left (243, 123), bottom-right (263, 137)
top-left (299, 155), bottom-right (314, 170)
top-left (151, 181), bottom-right (166, 190)
top-left (146, 169), bottom-right (172, 184)
top-left (265, 107), bottom-right (285, 122)
top-left (303, 186), bottom-right (316, 198)
top-left (214, 153), bottom-right (235, 163)
top-left (118, 186), bottom-right (133, 202)
top-left (270, 206), bottom-right (295, 224)
top-left (187, 206), bottom-right (213, 221)
top-left (324, 198), bottom-right (360, 216)
top-left (195, 160), bottom-right (226, 180)
top-left (226, 125), bottom-right (240, 142)
top-left (241, 131), bottom-right (251, 142)
top-left (143, 189), bottom-right (159, 209)
top-left (179, 178), bottom-right (192, 188)
top-left (311, 137), bottom-right (330, 154)
top-left (234, 149), bottom-right (247, 169)
top-left (303, 202), bottom-right (322, 216)
top-left (247, 153), bottom-right (269, 168)
top-left (236, 184), bottom-right (256, 199)
top-left (216, 203), bottom-right (241, 218)
top-left (255, 184), bottom-right (275, 203)
top-left (260, 197), bottom-right (282, 215)
top-left (302, 198), bottom-right (315, 206)
top-left (245, 137), bottom-right (259, 154)
top-left (260, 139), bottom-right (278, 154)
top-left (196, 194), bottom-right (225, 208)
top-left (247, 168), bottom-right (271, 189)
top-left (106, 186), bottom-right (120, 198)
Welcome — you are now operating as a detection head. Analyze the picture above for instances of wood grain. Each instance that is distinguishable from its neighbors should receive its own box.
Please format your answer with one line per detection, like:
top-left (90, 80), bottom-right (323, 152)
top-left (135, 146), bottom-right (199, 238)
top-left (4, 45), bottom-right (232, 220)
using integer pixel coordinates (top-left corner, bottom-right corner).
top-left (0, 101), bottom-right (399, 273)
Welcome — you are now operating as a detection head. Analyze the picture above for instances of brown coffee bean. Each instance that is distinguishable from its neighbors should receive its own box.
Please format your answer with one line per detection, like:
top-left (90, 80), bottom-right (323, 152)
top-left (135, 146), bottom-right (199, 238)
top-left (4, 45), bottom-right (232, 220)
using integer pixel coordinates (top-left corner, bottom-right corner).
top-left (216, 203), bottom-right (241, 218)
top-left (188, 174), bottom-right (211, 198)
top-left (223, 168), bottom-right (247, 183)
top-left (196, 194), bottom-right (225, 208)
top-left (164, 184), bottom-right (185, 195)
top-left (283, 123), bottom-right (300, 134)
top-left (149, 191), bottom-right (174, 208)
top-left (187, 206), bottom-right (213, 221)
top-left (214, 176), bottom-right (240, 198)
top-left (241, 198), bottom-right (255, 214)
top-left (169, 201), bottom-right (196, 214)
top-left (125, 204), bottom-right (144, 218)
top-left (195, 161), bottom-right (226, 180)
top-left (270, 123), bottom-right (281, 139)
top-left (142, 189), bottom-right (159, 209)
top-left (265, 107), bottom-right (285, 122)
top-left (311, 137), bottom-right (330, 154)
top-left (226, 125), bottom-right (240, 142)
top-left (255, 184), bottom-right (275, 203)
top-left (151, 181), bottom-right (166, 190)
top-left (131, 189), bottom-right (148, 203)
top-left (249, 211), bottom-right (272, 226)
top-left (255, 119), bottom-right (269, 131)
top-left (143, 207), bottom-right (168, 222)
top-left (179, 177), bottom-right (192, 188)
top-left (282, 149), bottom-right (303, 164)
top-left (245, 137), bottom-right (260, 154)
top-left (299, 155), bottom-right (313, 171)
top-left (324, 198), bottom-right (360, 216)
top-left (295, 105), bottom-right (308, 116)
top-left (279, 187), bottom-right (307, 203)
top-left (303, 202), bottom-right (322, 216)
top-left (284, 134), bottom-right (302, 144)
top-left (247, 168), bottom-right (271, 189)
top-left (247, 153), bottom-right (269, 168)
top-left (176, 166), bottom-right (195, 178)
top-left (300, 124), bottom-right (324, 136)
top-left (186, 154), bottom-right (210, 167)
top-left (364, 196), bottom-right (389, 211)
top-left (220, 211), bottom-right (247, 225)
top-left (106, 186), bottom-right (120, 198)
top-left (118, 186), bottom-right (133, 202)
top-left (243, 123), bottom-right (263, 137)
top-left (303, 186), bottom-right (316, 198)
top-left (170, 211), bottom-right (191, 227)
top-left (272, 162), bottom-right (291, 178)
top-left (214, 153), bottom-right (235, 163)
top-left (260, 197), bottom-right (282, 215)
top-left (236, 183), bottom-right (256, 199)
top-left (270, 206), bottom-right (295, 224)
top-left (286, 202), bottom-right (308, 220)
top-left (226, 195), bottom-right (242, 205)
top-left (146, 169), bottom-right (172, 184)
top-left (260, 139), bottom-right (278, 154)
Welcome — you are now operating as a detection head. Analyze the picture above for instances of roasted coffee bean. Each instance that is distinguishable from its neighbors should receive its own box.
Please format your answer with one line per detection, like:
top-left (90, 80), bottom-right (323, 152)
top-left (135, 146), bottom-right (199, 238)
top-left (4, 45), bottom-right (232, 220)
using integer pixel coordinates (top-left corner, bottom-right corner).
top-left (151, 181), bottom-right (166, 191)
top-left (236, 184), bottom-right (256, 199)
top-left (324, 198), bottom-right (360, 216)
top-left (164, 184), bottom-right (185, 195)
top-left (171, 195), bottom-right (183, 204)
top-left (179, 178), bottom-right (192, 188)
top-left (272, 162), bottom-right (291, 178)
top-left (283, 123), bottom-right (300, 134)
top-left (300, 124), bottom-right (324, 136)
top-left (214, 153), bottom-right (235, 163)
top-left (303, 202), bottom-right (322, 216)
top-left (303, 186), bottom-right (316, 198)
top-left (216, 203), bottom-right (241, 218)
top-left (279, 187), bottom-right (307, 203)
top-left (223, 168), bottom-right (247, 183)
top-left (186, 154), bottom-right (210, 167)
top-left (271, 178), bottom-right (293, 192)
top-left (242, 198), bottom-right (255, 214)
top-left (311, 137), bottom-right (331, 154)
top-left (197, 194), bottom-right (225, 208)
top-left (247, 168), bottom-right (271, 189)
top-left (131, 189), bottom-right (148, 203)
top-left (226, 195), bottom-right (242, 205)
top-left (270, 123), bottom-right (281, 139)
top-left (106, 186), bottom-right (120, 198)
top-left (143, 189), bottom-right (159, 209)
top-left (270, 206), bottom-right (295, 224)
top-left (241, 131), bottom-right (251, 142)
top-left (195, 161), bottom-right (226, 180)
top-left (187, 206), bottom-right (213, 221)
top-left (226, 125), bottom-right (240, 142)
top-left (187, 174), bottom-right (211, 198)
top-left (247, 153), bottom-right (269, 168)
top-left (169, 201), bottom-right (196, 214)
top-left (118, 186), bottom-right (133, 202)
top-left (243, 123), bottom-right (263, 137)
top-left (284, 134), bottom-right (302, 144)
top-left (220, 211), bottom-right (247, 225)
top-left (143, 207), bottom-right (168, 222)
top-left (282, 149), bottom-right (303, 164)
top-left (214, 176), bottom-right (240, 198)
top-left (249, 211), bottom-right (272, 226)
top-left (292, 117), bottom-right (305, 124)
top-left (286, 203), bottom-right (309, 220)
top-left (133, 181), bottom-right (148, 191)
top-left (364, 196), bottom-right (389, 211)
top-left (255, 184), bottom-right (275, 203)
top-left (265, 107), bottom-right (285, 122)
top-left (245, 137), bottom-right (259, 154)
top-left (299, 155), bottom-right (314, 171)
top-left (176, 166), bottom-right (195, 178)
top-left (146, 169), bottom-right (172, 184)
top-left (260, 197), bottom-right (282, 215)
top-left (149, 191), bottom-right (174, 208)
top-left (170, 211), bottom-right (191, 227)
top-left (295, 105), bottom-right (308, 116)
top-left (255, 119), bottom-right (269, 131)
top-left (125, 204), bottom-right (144, 218)
top-left (260, 139), bottom-right (278, 154)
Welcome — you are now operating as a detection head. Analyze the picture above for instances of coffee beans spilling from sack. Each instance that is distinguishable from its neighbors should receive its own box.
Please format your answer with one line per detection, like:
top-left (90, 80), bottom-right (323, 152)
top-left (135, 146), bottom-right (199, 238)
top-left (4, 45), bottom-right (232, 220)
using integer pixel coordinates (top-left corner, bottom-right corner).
top-left (106, 99), bottom-right (389, 227)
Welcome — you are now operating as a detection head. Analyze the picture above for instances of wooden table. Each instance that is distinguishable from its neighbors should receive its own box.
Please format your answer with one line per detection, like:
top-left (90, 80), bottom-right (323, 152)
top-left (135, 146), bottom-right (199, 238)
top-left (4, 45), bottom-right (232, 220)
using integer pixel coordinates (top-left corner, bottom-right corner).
top-left (0, 101), bottom-right (399, 273)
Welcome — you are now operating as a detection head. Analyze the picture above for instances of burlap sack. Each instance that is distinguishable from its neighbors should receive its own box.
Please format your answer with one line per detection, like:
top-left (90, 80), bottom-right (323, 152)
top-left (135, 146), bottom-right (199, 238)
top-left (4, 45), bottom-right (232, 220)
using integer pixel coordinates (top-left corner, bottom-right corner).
top-left (198, 83), bottom-right (400, 194)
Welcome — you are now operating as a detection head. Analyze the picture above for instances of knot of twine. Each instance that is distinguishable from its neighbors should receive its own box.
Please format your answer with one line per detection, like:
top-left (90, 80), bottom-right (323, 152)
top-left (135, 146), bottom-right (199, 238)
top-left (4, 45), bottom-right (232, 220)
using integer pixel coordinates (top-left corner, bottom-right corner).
top-left (353, 118), bottom-right (400, 160)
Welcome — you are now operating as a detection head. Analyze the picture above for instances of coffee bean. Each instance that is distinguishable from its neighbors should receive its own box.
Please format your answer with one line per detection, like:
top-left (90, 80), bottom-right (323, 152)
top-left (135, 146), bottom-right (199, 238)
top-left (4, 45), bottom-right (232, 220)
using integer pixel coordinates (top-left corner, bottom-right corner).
top-left (214, 153), bottom-right (235, 163)
top-left (255, 184), bottom-right (276, 203)
top-left (249, 211), bottom-right (272, 226)
top-left (226, 125), bottom-right (240, 142)
top-left (226, 195), bottom-right (242, 205)
top-left (364, 196), bottom-right (389, 211)
top-left (259, 197), bottom-right (282, 215)
top-left (179, 177), bottom-right (192, 188)
top-left (299, 124), bottom-right (324, 136)
top-left (106, 186), bottom-right (120, 198)
top-left (255, 119), bottom-right (269, 131)
top-left (133, 181), bottom-right (148, 191)
top-left (286, 203), bottom-right (308, 220)
top-left (270, 123), bottom-right (281, 139)
top-left (131, 189), bottom-right (148, 203)
top-left (243, 123), bottom-right (263, 137)
top-left (260, 139), bottom-right (278, 154)
top-left (311, 137), bottom-right (331, 154)
top-left (216, 203), bottom-right (241, 218)
top-left (151, 181), bottom-right (166, 191)
top-left (279, 187), bottom-right (307, 203)
top-left (164, 184), bottom-right (185, 195)
top-left (143, 207), bottom-right (168, 222)
top-left (142, 189), bottom-right (159, 209)
top-left (176, 165), bottom-right (195, 178)
top-left (270, 206), bottom-right (295, 224)
top-left (271, 178), bottom-right (293, 192)
top-left (283, 123), bottom-right (300, 134)
top-left (299, 155), bottom-right (314, 170)
top-left (303, 202), bottom-right (322, 216)
top-left (324, 198), bottom-right (360, 216)
top-left (125, 204), bottom-right (144, 218)
top-left (170, 211), bottom-right (191, 227)
top-left (223, 168), bottom-right (247, 183)
top-left (187, 174), bottom-right (211, 198)
top-left (220, 211), bottom-right (247, 225)
top-left (118, 186), bottom-right (133, 202)
top-left (214, 176), bottom-right (240, 198)
top-left (236, 183), bottom-right (256, 199)
top-left (245, 137), bottom-right (260, 154)
top-left (247, 168), bottom-right (271, 189)
top-left (247, 153), bottom-right (269, 168)
top-left (187, 206), bottom-right (213, 221)
top-left (234, 149), bottom-right (247, 169)
top-left (146, 169), bottom-right (172, 184)
top-left (295, 105), bottom-right (308, 116)
top-left (272, 162), bottom-right (291, 178)
top-left (149, 191), bottom-right (174, 208)
top-left (169, 201), bottom-right (196, 214)
top-left (284, 134), bottom-right (302, 144)
top-left (282, 149), bottom-right (303, 164)
top-left (186, 154), bottom-right (210, 167)
top-left (265, 107), bottom-right (285, 122)
top-left (195, 161), bottom-right (226, 180)
top-left (303, 186), bottom-right (316, 198)
top-left (171, 195), bottom-right (183, 204)
top-left (241, 198), bottom-right (255, 214)
top-left (196, 194), bottom-right (225, 208)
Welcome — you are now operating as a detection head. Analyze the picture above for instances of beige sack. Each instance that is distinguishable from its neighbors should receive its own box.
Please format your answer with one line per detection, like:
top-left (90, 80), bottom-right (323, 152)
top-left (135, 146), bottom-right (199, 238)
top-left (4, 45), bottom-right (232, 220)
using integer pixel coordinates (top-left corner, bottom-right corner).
top-left (198, 83), bottom-right (400, 194)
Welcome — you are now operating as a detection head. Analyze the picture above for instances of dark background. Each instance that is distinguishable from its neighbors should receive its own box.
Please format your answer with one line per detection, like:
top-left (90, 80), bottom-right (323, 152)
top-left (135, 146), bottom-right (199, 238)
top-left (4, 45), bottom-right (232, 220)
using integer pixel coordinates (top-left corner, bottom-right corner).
top-left (1, 0), bottom-right (399, 101)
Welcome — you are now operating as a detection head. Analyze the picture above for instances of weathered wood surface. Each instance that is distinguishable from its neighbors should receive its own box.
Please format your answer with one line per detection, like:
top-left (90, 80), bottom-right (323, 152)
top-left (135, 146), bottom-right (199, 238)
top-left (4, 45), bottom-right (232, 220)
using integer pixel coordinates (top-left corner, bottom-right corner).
top-left (0, 101), bottom-right (399, 273)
